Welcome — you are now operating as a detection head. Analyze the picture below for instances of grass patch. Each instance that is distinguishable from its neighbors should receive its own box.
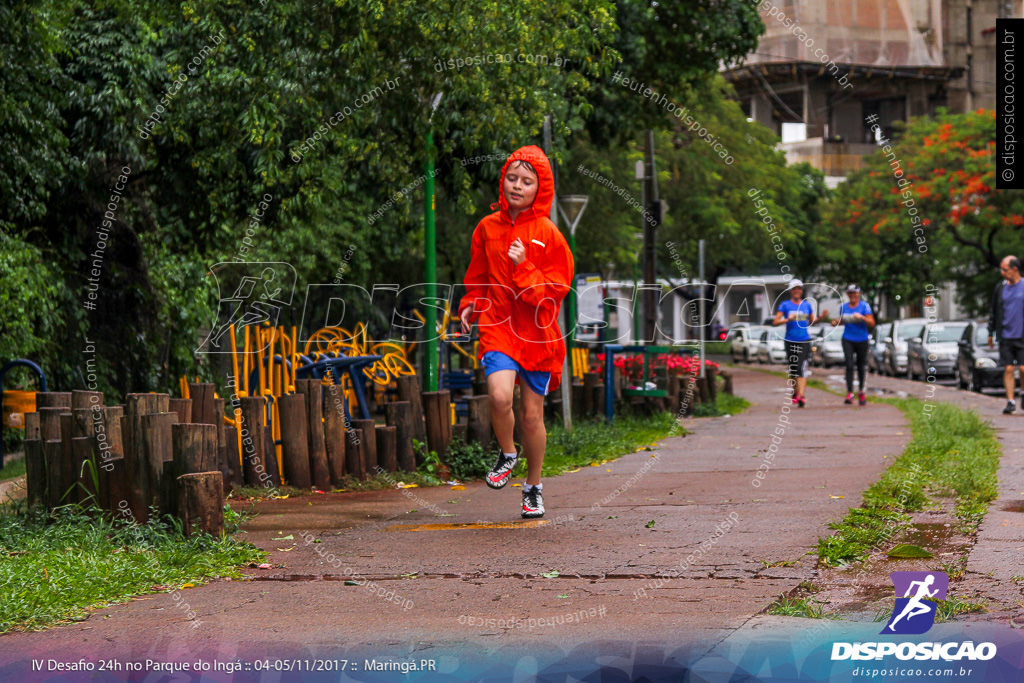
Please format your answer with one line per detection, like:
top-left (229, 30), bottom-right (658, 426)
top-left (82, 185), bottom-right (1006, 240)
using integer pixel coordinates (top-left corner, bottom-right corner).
top-left (541, 412), bottom-right (679, 478)
top-left (704, 341), bottom-right (731, 355)
top-left (691, 392), bottom-right (750, 418)
top-left (766, 596), bottom-right (836, 619)
top-left (0, 457), bottom-right (26, 483)
top-left (0, 505), bottom-right (264, 632)
top-left (817, 399), bottom-right (1000, 567)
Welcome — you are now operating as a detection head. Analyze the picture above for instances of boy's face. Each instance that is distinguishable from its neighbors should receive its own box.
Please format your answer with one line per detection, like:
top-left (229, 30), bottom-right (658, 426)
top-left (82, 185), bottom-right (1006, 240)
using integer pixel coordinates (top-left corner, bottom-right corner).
top-left (503, 162), bottom-right (539, 214)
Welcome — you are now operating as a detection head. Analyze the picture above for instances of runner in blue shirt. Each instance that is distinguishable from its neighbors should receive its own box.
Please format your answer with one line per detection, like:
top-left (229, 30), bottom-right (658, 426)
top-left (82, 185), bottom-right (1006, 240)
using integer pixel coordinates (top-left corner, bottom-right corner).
top-left (773, 279), bottom-right (823, 407)
top-left (833, 284), bottom-right (875, 406)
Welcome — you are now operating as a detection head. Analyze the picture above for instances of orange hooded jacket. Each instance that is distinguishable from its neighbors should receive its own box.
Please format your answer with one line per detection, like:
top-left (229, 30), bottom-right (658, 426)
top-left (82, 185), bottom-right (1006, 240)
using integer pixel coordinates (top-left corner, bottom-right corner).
top-left (458, 146), bottom-right (575, 392)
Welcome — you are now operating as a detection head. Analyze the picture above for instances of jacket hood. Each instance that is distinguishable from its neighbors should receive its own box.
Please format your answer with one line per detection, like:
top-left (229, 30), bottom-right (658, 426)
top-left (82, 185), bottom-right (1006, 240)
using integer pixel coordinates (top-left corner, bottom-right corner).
top-left (495, 145), bottom-right (554, 221)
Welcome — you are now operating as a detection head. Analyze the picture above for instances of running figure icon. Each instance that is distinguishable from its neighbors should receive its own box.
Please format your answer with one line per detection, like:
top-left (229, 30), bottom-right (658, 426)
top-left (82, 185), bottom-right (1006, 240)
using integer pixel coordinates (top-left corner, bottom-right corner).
top-left (887, 574), bottom-right (938, 631)
top-left (882, 571), bottom-right (948, 635)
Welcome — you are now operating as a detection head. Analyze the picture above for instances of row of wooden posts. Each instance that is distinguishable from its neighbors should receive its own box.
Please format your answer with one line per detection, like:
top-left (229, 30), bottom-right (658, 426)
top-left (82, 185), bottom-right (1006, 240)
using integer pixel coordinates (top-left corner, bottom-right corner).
top-left (19, 374), bottom-right (485, 536)
top-left (19, 361), bottom-right (728, 535)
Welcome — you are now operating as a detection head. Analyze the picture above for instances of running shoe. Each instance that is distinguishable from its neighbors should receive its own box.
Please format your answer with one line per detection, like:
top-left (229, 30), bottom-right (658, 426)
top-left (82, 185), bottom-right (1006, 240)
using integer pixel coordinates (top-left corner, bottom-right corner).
top-left (797, 395), bottom-right (806, 408)
top-left (485, 450), bottom-right (518, 489)
top-left (522, 487), bottom-right (544, 518)
top-left (858, 392), bottom-right (866, 406)
top-left (844, 393), bottom-right (854, 405)
top-left (791, 395), bottom-right (799, 406)
top-left (1004, 401), bottom-right (1016, 415)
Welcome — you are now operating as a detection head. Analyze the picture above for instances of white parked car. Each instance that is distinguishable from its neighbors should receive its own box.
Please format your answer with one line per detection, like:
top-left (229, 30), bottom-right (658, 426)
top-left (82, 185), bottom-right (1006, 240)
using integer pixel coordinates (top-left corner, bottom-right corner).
top-left (730, 325), bottom-right (769, 363)
top-left (756, 327), bottom-right (787, 364)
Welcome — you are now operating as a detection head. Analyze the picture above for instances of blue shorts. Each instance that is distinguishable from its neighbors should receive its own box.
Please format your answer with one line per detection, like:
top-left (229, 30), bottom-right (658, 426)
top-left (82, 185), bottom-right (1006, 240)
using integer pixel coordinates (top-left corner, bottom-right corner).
top-left (481, 351), bottom-right (552, 396)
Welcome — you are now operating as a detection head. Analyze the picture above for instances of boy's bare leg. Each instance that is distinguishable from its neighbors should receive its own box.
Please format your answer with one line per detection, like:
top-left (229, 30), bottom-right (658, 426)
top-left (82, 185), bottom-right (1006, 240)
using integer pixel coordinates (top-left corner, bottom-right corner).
top-left (487, 370), bottom-right (517, 453)
top-left (520, 385), bottom-right (546, 486)
top-left (796, 376), bottom-right (807, 397)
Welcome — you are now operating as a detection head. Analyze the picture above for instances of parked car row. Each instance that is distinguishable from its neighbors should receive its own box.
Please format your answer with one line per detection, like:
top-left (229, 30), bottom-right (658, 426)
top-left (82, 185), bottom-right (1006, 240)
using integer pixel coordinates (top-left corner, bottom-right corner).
top-left (871, 319), bottom-right (1003, 391)
top-left (729, 317), bottom-right (1006, 393)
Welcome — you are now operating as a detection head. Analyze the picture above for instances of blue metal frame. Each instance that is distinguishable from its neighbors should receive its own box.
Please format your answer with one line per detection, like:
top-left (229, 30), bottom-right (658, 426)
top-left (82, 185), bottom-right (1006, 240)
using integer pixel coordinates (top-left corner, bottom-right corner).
top-left (294, 355), bottom-right (382, 421)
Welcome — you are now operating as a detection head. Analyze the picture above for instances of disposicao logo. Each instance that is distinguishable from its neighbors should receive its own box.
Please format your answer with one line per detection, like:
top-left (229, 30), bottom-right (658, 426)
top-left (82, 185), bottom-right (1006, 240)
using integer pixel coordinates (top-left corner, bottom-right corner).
top-left (883, 571), bottom-right (948, 635)
top-left (831, 572), bottom-right (997, 662)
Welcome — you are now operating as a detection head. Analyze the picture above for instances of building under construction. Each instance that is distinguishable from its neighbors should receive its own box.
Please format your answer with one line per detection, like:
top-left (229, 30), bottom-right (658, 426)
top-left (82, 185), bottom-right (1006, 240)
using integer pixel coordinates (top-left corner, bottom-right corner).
top-left (723, 0), bottom-right (1013, 185)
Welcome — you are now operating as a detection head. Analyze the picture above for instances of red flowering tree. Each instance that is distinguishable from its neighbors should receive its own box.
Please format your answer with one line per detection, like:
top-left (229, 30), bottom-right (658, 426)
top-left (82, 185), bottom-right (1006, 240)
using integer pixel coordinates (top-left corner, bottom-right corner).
top-left (821, 109), bottom-right (1022, 316)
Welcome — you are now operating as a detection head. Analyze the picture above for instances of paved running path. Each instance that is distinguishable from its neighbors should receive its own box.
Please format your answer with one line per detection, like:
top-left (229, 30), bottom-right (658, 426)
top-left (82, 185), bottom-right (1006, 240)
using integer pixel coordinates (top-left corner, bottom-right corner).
top-left (0, 366), bottom-right (915, 670)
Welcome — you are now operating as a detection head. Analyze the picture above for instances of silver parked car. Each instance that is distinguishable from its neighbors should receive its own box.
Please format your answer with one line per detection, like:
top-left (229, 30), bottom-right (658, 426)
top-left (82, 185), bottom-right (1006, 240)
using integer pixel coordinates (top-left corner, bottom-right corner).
top-left (811, 324), bottom-right (846, 367)
top-left (907, 321), bottom-right (969, 380)
top-left (868, 322), bottom-right (892, 374)
top-left (885, 318), bottom-right (927, 377)
top-left (756, 327), bottom-right (787, 364)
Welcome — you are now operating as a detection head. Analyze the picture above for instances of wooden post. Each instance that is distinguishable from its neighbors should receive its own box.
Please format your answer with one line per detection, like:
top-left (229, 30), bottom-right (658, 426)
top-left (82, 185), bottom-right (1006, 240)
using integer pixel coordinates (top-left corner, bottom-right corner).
top-left (696, 376), bottom-right (710, 404)
top-left (24, 412), bottom-right (40, 440)
top-left (35, 392), bottom-right (72, 409)
top-left (71, 390), bottom-right (103, 411)
top-left (719, 369), bottom-right (733, 395)
top-left (278, 393), bottom-right (312, 489)
top-left (583, 373), bottom-right (598, 416)
top-left (571, 383), bottom-right (585, 420)
top-left (71, 409), bottom-right (97, 504)
top-left (187, 383), bottom-right (217, 427)
top-left (422, 391), bottom-right (451, 460)
top-left (238, 397), bottom-right (268, 487)
top-left (323, 384), bottom-right (348, 484)
top-left (464, 396), bottom-right (491, 449)
top-left (123, 394), bottom-right (169, 522)
top-left (297, 380), bottom-right (330, 490)
top-left (346, 427), bottom-right (365, 479)
top-left (376, 425), bottom-right (397, 473)
top-left (472, 367), bottom-right (488, 397)
top-left (94, 406), bottom-right (122, 507)
top-left (24, 439), bottom-right (44, 507)
top-left (264, 424), bottom-right (281, 487)
top-left (44, 439), bottom-right (63, 509)
top-left (38, 407), bottom-right (66, 442)
top-left (706, 364), bottom-right (718, 402)
top-left (384, 401), bottom-right (415, 473)
top-left (177, 472), bottom-right (225, 537)
top-left (59, 413), bottom-right (77, 504)
top-left (396, 375), bottom-right (426, 443)
top-left (142, 413), bottom-right (179, 513)
top-left (224, 425), bottom-right (241, 491)
top-left (171, 423), bottom-right (219, 475)
top-left (105, 458), bottom-right (128, 516)
top-left (168, 398), bottom-right (192, 424)
top-left (213, 397), bottom-right (232, 493)
top-left (352, 419), bottom-right (378, 474)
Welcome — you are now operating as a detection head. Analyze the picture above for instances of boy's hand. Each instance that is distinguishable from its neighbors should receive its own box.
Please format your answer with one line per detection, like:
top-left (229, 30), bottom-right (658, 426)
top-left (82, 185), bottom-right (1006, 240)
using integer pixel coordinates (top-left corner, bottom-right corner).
top-left (460, 304), bottom-right (474, 334)
top-left (508, 238), bottom-right (525, 265)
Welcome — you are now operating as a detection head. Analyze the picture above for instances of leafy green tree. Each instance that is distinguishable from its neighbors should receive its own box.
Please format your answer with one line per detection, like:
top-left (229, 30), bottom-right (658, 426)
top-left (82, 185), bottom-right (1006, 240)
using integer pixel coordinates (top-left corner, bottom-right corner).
top-left (821, 109), bottom-right (1019, 316)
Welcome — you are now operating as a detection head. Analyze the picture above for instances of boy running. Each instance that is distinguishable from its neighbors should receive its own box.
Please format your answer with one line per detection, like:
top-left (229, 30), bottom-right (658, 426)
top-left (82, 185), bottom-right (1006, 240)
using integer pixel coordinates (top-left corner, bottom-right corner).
top-left (459, 146), bottom-right (574, 518)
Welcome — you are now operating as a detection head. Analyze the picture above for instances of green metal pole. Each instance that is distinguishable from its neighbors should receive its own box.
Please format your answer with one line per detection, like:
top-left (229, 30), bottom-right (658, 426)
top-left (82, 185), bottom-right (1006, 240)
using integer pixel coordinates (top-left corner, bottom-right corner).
top-left (424, 130), bottom-right (438, 392)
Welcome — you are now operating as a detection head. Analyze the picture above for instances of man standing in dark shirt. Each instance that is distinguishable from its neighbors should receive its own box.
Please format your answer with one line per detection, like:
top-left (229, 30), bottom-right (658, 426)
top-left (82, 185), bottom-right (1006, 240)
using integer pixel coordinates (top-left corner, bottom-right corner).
top-left (988, 255), bottom-right (1024, 414)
